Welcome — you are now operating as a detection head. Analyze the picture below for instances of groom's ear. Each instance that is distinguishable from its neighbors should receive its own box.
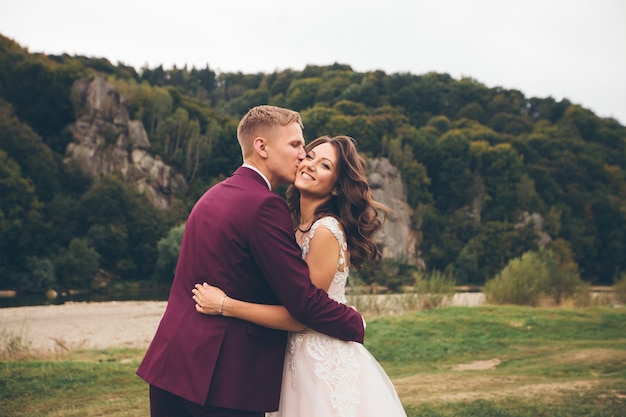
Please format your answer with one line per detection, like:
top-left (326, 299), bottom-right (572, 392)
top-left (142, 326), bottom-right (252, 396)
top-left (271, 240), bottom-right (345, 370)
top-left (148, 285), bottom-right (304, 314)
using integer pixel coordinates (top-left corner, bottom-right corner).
top-left (253, 137), bottom-right (269, 159)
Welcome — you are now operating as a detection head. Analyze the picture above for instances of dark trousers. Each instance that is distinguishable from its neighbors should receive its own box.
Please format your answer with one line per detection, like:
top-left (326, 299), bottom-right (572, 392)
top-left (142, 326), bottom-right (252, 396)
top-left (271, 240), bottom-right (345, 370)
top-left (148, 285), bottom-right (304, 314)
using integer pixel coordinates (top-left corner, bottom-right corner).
top-left (149, 385), bottom-right (264, 417)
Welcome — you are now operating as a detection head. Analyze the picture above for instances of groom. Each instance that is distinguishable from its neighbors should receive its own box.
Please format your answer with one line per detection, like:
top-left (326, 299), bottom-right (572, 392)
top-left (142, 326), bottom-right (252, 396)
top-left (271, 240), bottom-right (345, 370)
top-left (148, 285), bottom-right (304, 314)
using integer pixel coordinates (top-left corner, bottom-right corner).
top-left (137, 105), bottom-right (365, 417)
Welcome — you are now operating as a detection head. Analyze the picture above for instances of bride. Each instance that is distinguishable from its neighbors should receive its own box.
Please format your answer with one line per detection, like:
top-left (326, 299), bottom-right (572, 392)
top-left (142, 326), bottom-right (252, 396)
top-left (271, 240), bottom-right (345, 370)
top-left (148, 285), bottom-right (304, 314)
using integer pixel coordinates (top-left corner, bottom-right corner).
top-left (193, 135), bottom-right (407, 417)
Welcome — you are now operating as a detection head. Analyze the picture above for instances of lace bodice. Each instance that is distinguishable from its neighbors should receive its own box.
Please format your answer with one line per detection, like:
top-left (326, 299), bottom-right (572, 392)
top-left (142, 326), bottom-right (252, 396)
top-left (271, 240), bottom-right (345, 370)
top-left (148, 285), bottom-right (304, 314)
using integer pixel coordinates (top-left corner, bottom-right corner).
top-left (300, 217), bottom-right (349, 304)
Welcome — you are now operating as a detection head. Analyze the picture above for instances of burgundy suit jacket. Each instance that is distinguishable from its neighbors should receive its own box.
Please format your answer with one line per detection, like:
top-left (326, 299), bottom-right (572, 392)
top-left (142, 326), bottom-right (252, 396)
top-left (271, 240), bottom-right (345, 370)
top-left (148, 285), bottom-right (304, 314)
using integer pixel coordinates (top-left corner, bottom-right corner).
top-left (136, 167), bottom-right (365, 411)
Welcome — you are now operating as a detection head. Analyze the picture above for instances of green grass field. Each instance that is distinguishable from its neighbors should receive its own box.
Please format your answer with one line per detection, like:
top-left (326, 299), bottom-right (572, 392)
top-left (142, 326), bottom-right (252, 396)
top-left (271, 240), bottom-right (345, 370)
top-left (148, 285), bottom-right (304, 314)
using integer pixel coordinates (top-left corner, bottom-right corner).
top-left (1, 305), bottom-right (625, 416)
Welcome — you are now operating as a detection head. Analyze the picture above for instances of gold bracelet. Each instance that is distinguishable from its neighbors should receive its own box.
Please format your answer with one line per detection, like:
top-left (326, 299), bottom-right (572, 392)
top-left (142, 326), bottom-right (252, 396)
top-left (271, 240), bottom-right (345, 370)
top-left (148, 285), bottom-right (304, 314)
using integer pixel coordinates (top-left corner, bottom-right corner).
top-left (219, 294), bottom-right (228, 315)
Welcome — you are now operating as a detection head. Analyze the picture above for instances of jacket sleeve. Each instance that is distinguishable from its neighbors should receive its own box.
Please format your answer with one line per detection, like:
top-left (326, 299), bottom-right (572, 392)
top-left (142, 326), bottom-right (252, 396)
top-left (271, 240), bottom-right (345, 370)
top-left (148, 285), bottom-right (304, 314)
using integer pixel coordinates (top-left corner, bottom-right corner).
top-left (249, 195), bottom-right (365, 343)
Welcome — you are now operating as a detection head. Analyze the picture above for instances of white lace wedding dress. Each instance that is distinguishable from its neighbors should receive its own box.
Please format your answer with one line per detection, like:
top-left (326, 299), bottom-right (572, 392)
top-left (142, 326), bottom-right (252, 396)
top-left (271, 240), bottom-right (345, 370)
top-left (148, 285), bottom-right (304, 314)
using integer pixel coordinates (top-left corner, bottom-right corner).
top-left (267, 217), bottom-right (407, 417)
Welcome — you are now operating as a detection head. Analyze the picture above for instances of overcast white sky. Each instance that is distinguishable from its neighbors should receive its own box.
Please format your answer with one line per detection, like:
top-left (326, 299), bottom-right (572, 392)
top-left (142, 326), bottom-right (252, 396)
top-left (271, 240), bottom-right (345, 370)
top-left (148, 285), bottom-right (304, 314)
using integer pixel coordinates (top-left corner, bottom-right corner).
top-left (1, 0), bottom-right (625, 124)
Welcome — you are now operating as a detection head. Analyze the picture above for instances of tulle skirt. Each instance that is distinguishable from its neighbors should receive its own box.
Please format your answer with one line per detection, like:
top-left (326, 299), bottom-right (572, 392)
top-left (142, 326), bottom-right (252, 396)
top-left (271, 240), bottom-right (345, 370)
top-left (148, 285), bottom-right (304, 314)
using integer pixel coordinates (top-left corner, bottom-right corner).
top-left (266, 330), bottom-right (407, 417)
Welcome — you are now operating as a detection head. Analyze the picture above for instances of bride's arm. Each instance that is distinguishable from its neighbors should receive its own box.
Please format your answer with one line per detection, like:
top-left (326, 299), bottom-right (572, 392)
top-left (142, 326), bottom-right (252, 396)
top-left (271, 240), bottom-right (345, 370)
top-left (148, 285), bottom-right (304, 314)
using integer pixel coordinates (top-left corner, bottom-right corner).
top-left (193, 224), bottom-right (343, 332)
top-left (192, 283), bottom-right (306, 332)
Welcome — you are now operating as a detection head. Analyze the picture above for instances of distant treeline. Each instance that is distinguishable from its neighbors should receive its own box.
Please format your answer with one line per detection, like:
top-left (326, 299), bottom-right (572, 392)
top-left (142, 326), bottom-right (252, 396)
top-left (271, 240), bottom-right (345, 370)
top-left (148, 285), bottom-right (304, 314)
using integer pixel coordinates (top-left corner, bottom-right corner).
top-left (0, 33), bottom-right (624, 292)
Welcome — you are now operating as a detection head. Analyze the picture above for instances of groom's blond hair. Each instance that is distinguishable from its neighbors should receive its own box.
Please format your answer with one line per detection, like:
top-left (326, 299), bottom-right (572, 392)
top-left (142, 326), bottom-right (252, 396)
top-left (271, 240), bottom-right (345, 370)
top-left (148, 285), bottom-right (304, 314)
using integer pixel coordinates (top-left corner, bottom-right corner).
top-left (237, 105), bottom-right (303, 157)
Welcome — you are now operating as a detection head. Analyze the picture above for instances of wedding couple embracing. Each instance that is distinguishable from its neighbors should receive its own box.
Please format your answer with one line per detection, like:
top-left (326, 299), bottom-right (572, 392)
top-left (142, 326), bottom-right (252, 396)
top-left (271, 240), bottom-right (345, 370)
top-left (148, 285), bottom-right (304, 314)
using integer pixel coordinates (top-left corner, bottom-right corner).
top-left (137, 105), bottom-right (407, 417)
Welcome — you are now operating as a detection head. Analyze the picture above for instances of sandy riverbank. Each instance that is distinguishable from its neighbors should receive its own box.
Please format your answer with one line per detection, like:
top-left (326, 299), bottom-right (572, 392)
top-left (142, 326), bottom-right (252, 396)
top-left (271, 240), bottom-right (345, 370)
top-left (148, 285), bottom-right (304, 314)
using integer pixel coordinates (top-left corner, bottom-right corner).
top-left (0, 293), bottom-right (488, 353)
top-left (0, 300), bottom-right (167, 353)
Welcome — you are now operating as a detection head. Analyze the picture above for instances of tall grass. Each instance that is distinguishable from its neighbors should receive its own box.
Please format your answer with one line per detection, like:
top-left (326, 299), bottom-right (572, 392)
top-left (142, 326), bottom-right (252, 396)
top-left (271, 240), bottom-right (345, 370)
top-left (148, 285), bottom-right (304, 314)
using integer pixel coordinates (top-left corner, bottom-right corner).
top-left (614, 274), bottom-right (626, 304)
top-left (1, 306), bottom-right (625, 416)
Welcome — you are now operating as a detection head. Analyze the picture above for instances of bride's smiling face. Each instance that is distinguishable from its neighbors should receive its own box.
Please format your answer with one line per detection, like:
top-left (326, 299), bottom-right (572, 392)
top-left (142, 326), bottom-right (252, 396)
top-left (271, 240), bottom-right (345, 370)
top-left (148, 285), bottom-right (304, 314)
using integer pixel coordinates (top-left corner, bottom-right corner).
top-left (294, 142), bottom-right (339, 199)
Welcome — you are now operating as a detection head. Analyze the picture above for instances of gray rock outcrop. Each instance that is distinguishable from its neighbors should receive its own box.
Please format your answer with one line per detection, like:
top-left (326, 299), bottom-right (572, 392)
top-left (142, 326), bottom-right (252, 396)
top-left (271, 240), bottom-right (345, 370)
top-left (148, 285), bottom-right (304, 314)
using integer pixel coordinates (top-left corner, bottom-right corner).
top-left (64, 74), bottom-right (187, 208)
top-left (367, 158), bottom-right (423, 267)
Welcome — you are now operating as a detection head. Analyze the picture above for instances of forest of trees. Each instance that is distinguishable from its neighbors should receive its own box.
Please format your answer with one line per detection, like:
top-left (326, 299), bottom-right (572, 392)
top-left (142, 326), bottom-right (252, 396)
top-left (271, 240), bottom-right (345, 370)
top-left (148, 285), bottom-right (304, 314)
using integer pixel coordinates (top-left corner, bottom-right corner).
top-left (1, 33), bottom-right (625, 294)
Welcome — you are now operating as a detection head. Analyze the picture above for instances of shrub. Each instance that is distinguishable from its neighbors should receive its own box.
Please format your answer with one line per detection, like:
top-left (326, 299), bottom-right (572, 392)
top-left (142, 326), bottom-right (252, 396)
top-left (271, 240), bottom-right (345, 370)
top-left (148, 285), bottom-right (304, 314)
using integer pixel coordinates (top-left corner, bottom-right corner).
top-left (152, 223), bottom-right (185, 283)
top-left (484, 248), bottom-right (588, 307)
top-left (27, 256), bottom-right (57, 291)
top-left (543, 240), bottom-right (586, 305)
top-left (484, 251), bottom-right (547, 306)
top-left (352, 257), bottom-right (415, 292)
top-left (55, 238), bottom-right (100, 290)
top-left (541, 252), bottom-right (586, 305)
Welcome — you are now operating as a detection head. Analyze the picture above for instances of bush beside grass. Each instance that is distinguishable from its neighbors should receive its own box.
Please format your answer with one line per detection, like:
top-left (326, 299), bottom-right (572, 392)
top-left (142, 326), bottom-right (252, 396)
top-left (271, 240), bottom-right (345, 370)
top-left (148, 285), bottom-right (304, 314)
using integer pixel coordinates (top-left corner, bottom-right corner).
top-left (484, 249), bottom-right (588, 307)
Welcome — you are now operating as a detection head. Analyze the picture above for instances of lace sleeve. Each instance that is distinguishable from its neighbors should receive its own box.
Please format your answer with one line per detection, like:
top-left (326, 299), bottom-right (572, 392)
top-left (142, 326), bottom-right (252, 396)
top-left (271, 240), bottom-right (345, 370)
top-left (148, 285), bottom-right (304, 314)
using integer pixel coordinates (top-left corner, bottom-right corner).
top-left (301, 217), bottom-right (347, 267)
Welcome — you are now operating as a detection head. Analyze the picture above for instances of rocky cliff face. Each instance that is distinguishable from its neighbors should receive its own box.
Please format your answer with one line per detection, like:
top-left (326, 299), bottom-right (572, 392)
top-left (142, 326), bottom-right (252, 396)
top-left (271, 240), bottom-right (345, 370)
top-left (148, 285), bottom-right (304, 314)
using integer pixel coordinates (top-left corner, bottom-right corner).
top-left (64, 75), bottom-right (188, 208)
top-left (367, 158), bottom-right (423, 267)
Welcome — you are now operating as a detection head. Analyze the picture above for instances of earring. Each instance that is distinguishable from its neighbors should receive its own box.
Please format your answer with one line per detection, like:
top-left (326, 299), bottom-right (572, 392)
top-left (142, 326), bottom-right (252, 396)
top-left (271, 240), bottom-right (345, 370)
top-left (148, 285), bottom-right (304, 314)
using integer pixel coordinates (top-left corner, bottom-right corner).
top-left (332, 190), bottom-right (338, 196)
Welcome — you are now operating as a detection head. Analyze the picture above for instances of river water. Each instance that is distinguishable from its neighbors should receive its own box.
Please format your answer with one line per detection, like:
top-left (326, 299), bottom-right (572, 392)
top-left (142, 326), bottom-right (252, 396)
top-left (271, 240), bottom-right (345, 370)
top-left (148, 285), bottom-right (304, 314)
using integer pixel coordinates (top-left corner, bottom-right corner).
top-left (0, 289), bottom-right (170, 308)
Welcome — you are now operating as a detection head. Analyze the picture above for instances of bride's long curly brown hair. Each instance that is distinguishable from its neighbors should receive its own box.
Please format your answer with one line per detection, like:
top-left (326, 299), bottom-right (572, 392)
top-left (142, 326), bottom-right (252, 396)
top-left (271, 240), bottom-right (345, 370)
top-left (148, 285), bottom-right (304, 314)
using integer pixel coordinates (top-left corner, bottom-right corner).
top-left (286, 135), bottom-right (390, 269)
